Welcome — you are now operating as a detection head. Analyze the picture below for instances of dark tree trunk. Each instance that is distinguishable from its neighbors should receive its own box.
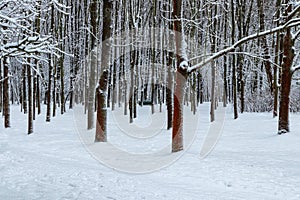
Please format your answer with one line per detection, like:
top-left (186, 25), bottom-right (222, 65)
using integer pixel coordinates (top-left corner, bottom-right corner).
top-left (223, 1), bottom-right (228, 107)
top-left (52, 64), bottom-right (56, 117)
top-left (3, 57), bottom-right (10, 128)
top-left (60, 56), bottom-right (65, 114)
top-left (36, 75), bottom-right (41, 115)
top-left (0, 60), bottom-right (2, 114)
top-left (46, 55), bottom-right (52, 122)
top-left (46, 5), bottom-right (55, 122)
top-left (22, 65), bottom-right (27, 114)
top-left (129, 50), bottom-right (136, 123)
top-left (27, 64), bottom-right (33, 134)
top-left (166, 60), bottom-right (173, 130)
top-left (95, 0), bottom-right (113, 142)
top-left (33, 70), bottom-right (36, 120)
top-left (231, 0), bottom-right (238, 119)
top-left (278, 28), bottom-right (293, 134)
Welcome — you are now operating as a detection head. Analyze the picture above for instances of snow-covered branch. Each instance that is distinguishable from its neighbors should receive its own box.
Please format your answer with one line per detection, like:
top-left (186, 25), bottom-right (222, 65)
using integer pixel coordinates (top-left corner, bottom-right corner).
top-left (188, 18), bottom-right (300, 73)
top-left (228, 52), bottom-right (281, 69)
top-left (292, 65), bottom-right (300, 74)
top-left (0, 36), bottom-right (56, 59)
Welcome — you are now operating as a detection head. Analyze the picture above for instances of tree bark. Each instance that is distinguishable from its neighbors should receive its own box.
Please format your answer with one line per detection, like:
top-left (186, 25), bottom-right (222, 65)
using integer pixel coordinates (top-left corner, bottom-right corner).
top-left (278, 28), bottom-right (293, 134)
top-left (27, 63), bottom-right (33, 134)
top-left (46, 4), bottom-right (55, 122)
top-left (87, 0), bottom-right (98, 129)
top-left (0, 61), bottom-right (2, 114)
top-left (22, 65), bottom-right (27, 114)
top-left (273, 0), bottom-right (281, 117)
top-left (166, 59), bottom-right (173, 130)
top-left (172, 0), bottom-right (189, 152)
top-left (3, 57), bottom-right (10, 128)
top-left (231, 0), bottom-right (238, 119)
top-left (95, 70), bottom-right (109, 142)
top-left (95, 0), bottom-right (113, 142)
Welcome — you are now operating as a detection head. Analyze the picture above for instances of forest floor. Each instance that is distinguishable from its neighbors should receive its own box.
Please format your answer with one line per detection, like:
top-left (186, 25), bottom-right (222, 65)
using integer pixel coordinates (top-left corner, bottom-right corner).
top-left (1, 103), bottom-right (300, 200)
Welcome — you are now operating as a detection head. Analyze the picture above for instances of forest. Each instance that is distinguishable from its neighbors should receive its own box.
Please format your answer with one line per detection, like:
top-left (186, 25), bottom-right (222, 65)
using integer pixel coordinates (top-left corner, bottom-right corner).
top-left (1, 0), bottom-right (300, 154)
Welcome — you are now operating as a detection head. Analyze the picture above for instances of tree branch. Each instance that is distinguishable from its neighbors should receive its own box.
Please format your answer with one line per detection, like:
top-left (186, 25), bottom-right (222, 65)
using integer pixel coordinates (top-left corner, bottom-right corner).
top-left (188, 18), bottom-right (300, 73)
top-left (292, 65), bottom-right (300, 74)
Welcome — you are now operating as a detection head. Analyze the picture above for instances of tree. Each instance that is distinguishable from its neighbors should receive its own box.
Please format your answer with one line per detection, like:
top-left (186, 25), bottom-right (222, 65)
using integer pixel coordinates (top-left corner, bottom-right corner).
top-left (87, 0), bottom-right (98, 129)
top-left (278, 1), bottom-right (300, 134)
top-left (95, 0), bottom-right (113, 142)
top-left (2, 57), bottom-right (10, 128)
top-left (172, 0), bottom-right (189, 152)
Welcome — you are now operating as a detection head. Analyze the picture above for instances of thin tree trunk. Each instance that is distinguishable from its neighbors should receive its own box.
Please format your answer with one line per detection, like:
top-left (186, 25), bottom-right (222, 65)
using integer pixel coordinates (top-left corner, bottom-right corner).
top-left (231, 0), bottom-right (238, 119)
top-left (27, 63), bottom-right (33, 134)
top-left (46, 54), bottom-right (52, 122)
top-left (32, 70), bottom-right (36, 120)
top-left (257, 0), bottom-right (273, 93)
top-left (22, 65), bottom-right (27, 114)
top-left (223, 1), bottom-right (228, 107)
top-left (3, 57), bottom-right (10, 128)
top-left (166, 59), bottom-right (173, 130)
top-left (87, 0), bottom-right (98, 129)
top-left (210, 4), bottom-right (217, 122)
top-left (52, 63), bottom-right (56, 117)
top-left (273, 0), bottom-right (281, 117)
top-left (36, 74), bottom-right (41, 115)
top-left (0, 61), bottom-right (2, 114)
top-left (46, 5), bottom-right (55, 122)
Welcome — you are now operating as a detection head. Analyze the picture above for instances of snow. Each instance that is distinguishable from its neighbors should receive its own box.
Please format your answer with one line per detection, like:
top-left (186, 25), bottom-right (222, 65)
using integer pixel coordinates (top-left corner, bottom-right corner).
top-left (1, 103), bottom-right (300, 199)
top-left (179, 60), bottom-right (189, 69)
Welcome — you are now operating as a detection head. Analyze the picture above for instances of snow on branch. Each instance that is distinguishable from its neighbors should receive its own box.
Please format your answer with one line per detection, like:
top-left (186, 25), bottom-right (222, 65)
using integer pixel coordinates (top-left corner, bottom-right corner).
top-left (291, 65), bottom-right (300, 74)
top-left (228, 52), bottom-right (281, 69)
top-left (287, 3), bottom-right (300, 21)
top-left (179, 60), bottom-right (189, 70)
top-left (0, 36), bottom-right (56, 59)
top-left (52, 0), bottom-right (71, 15)
top-left (188, 18), bottom-right (300, 73)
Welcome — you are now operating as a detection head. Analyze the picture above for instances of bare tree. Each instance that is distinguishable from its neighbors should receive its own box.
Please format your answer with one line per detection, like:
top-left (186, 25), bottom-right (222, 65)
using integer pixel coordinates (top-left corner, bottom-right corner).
top-left (172, 0), bottom-right (189, 152)
top-left (95, 0), bottom-right (113, 142)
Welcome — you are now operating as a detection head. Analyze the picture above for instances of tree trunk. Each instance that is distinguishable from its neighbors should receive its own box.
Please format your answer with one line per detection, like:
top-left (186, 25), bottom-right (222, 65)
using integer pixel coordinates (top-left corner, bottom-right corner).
top-left (0, 61), bottom-right (2, 114)
top-left (87, 0), bottom-right (98, 130)
top-left (52, 63), bottom-right (56, 117)
top-left (166, 59), bottom-right (173, 130)
top-left (172, 0), bottom-right (189, 153)
top-left (278, 28), bottom-right (293, 134)
top-left (22, 65), bottom-right (27, 114)
top-left (27, 63), bottom-right (33, 134)
top-left (273, 0), bottom-right (281, 117)
top-left (3, 57), bottom-right (10, 128)
top-left (46, 5), bottom-right (55, 122)
top-left (231, 0), bottom-right (238, 119)
top-left (95, 71), bottom-right (109, 142)
top-left (257, 0), bottom-right (273, 93)
top-left (32, 70), bottom-right (36, 120)
top-left (223, 1), bottom-right (228, 107)
top-left (95, 0), bottom-right (113, 142)
top-left (46, 55), bottom-right (52, 122)
top-left (36, 75), bottom-right (41, 115)
top-left (210, 3), bottom-right (217, 122)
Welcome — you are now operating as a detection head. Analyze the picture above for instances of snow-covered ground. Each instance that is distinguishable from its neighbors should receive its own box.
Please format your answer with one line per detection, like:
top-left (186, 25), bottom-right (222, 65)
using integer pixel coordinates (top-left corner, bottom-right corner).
top-left (1, 103), bottom-right (300, 200)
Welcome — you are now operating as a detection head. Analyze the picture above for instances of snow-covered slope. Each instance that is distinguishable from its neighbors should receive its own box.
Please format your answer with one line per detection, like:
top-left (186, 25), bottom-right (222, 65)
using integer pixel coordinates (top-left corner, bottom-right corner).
top-left (1, 103), bottom-right (300, 200)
